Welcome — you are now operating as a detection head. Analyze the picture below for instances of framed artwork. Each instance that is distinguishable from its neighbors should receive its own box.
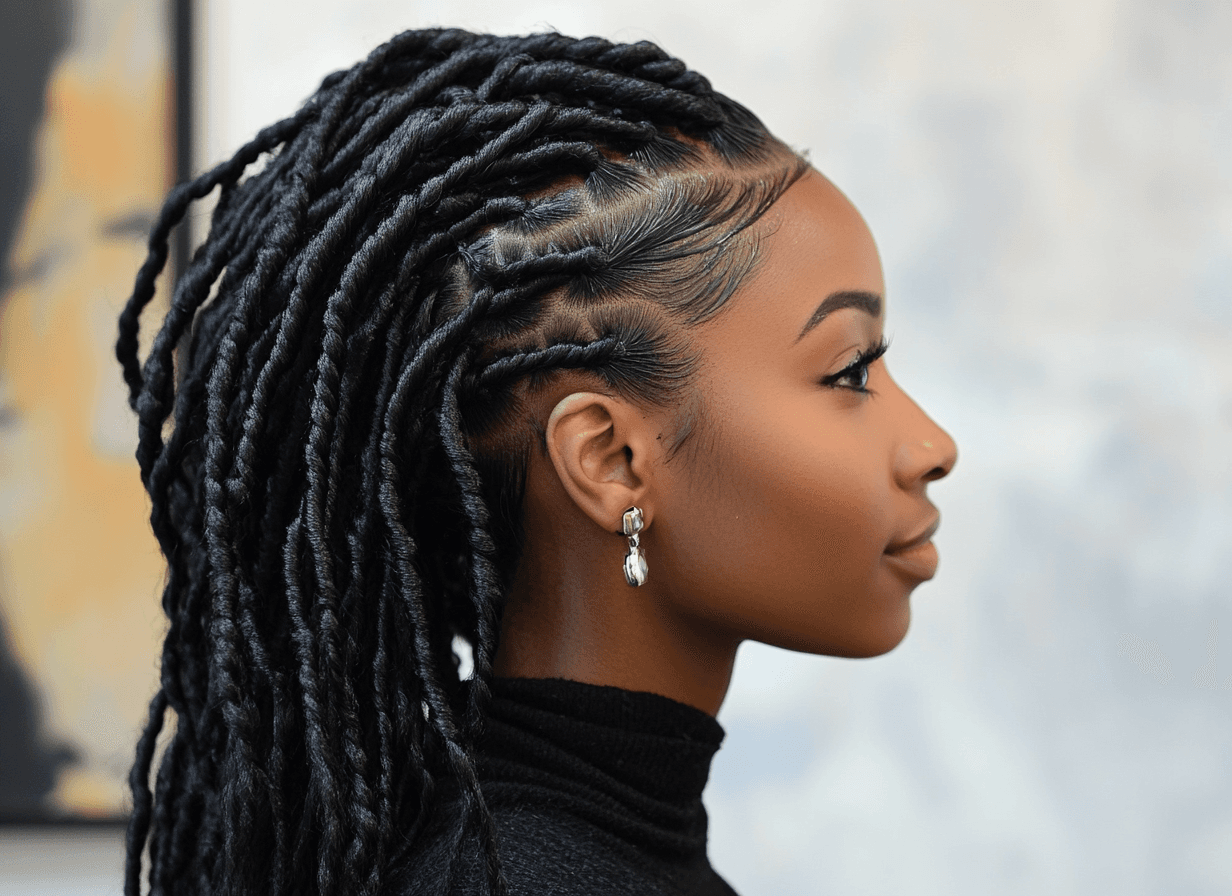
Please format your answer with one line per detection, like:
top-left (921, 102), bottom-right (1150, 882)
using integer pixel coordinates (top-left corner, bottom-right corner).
top-left (0, 0), bottom-right (190, 821)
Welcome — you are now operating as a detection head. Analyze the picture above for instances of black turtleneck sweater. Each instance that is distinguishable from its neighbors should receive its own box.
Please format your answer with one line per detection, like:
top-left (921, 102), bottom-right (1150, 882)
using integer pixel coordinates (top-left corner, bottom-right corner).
top-left (389, 677), bottom-right (738, 896)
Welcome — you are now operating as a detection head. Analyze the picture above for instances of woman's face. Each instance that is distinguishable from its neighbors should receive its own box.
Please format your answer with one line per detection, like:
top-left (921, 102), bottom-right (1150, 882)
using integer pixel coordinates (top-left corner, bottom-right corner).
top-left (649, 168), bottom-right (957, 658)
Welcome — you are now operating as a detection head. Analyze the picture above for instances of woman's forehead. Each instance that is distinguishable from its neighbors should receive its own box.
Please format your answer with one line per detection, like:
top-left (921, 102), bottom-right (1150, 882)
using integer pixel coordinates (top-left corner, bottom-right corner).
top-left (716, 169), bottom-right (886, 337)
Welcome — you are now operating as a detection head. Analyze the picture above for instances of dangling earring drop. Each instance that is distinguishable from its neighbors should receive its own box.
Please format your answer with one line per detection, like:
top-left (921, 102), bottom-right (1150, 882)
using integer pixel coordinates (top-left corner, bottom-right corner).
top-left (621, 506), bottom-right (648, 587)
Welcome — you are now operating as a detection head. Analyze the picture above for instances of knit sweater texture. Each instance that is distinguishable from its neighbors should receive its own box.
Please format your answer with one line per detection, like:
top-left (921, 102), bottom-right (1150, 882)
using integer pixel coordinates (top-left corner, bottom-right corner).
top-left (389, 677), bottom-right (738, 896)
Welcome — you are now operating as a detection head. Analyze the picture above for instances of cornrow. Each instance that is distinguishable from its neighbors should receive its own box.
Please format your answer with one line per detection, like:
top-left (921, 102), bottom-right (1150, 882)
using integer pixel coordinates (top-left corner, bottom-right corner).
top-left (118, 27), bottom-right (806, 896)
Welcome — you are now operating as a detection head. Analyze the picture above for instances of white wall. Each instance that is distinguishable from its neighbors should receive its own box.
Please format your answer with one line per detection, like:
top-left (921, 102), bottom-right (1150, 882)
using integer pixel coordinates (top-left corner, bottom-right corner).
top-left (0, 828), bottom-right (124, 896)
top-left (185, 2), bottom-right (1231, 894)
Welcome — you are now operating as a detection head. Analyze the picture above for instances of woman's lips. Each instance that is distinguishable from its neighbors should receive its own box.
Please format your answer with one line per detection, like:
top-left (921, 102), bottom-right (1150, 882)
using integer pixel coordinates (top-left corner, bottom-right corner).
top-left (884, 515), bottom-right (940, 580)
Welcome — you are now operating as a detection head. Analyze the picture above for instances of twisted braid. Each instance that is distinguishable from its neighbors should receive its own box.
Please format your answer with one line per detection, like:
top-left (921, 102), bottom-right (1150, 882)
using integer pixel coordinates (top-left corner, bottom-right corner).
top-left (118, 27), bottom-right (805, 896)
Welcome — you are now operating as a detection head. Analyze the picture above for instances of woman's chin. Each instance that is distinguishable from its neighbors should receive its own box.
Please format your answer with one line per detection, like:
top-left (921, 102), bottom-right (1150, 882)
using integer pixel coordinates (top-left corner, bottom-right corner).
top-left (768, 606), bottom-right (912, 659)
top-left (824, 631), bottom-right (909, 659)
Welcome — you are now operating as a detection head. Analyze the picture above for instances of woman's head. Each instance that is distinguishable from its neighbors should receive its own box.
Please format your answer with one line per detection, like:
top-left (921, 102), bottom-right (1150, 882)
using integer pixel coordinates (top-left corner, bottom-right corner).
top-left (116, 27), bottom-right (822, 896)
top-left (497, 168), bottom-right (957, 715)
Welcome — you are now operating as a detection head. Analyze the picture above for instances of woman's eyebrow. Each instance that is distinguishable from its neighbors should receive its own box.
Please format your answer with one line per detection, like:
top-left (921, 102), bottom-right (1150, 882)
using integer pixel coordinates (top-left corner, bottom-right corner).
top-left (796, 290), bottom-right (883, 342)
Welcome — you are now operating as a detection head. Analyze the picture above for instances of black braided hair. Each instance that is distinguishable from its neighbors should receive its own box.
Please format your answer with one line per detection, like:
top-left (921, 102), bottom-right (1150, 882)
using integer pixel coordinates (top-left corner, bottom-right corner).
top-left (117, 27), bottom-right (806, 896)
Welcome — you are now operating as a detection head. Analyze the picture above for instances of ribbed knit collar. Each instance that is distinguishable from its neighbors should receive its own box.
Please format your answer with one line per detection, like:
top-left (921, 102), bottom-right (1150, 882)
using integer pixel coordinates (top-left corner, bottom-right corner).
top-left (477, 677), bottom-right (726, 856)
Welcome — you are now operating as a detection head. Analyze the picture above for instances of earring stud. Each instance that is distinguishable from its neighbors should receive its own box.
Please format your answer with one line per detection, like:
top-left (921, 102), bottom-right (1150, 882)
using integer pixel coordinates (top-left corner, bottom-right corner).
top-left (621, 506), bottom-right (648, 587)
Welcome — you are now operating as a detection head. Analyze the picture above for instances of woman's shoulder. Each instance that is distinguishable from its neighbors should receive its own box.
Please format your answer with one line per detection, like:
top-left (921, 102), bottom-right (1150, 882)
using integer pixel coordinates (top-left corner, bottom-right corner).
top-left (384, 800), bottom-right (734, 896)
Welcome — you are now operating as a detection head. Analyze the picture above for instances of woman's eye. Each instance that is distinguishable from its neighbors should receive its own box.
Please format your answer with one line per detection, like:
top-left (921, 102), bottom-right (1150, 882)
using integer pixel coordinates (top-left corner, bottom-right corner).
top-left (838, 364), bottom-right (870, 391)
top-left (820, 339), bottom-right (888, 394)
top-left (823, 362), bottom-right (870, 392)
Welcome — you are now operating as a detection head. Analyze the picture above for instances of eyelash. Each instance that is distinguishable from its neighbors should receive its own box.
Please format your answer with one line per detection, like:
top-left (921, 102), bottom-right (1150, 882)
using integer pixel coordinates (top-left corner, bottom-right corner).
top-left (820, 338), bottom-right (889, 394)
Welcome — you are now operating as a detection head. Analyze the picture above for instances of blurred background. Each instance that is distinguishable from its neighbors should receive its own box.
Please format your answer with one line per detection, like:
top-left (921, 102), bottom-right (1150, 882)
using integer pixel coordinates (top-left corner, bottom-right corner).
top-left (1, 0), bottom-right (1229, 893)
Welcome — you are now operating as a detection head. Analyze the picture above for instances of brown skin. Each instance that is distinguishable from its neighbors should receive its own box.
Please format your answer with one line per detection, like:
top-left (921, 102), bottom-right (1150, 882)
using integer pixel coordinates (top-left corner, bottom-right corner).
top-left (492, 168), bottom-right (957, 716)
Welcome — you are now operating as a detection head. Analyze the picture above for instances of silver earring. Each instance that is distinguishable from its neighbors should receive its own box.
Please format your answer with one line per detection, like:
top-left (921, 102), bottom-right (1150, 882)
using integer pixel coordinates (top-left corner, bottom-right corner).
top-left (621, 506), bottom-right (648, 587)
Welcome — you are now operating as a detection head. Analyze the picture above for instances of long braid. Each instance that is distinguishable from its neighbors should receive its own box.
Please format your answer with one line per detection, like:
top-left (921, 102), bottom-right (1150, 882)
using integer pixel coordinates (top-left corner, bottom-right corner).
top-left (119, 28), bottom-right (806, 896)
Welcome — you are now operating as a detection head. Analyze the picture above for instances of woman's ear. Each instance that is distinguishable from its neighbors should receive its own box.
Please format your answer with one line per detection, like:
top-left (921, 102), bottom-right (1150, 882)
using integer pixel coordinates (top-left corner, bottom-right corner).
top-left (544, 392), bottom-right (655, 533)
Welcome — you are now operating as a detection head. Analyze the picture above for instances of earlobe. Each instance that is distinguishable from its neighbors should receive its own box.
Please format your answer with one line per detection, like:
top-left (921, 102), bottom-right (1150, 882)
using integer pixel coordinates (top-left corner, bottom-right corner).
top-left (544, 392), bottom-right (653, 533)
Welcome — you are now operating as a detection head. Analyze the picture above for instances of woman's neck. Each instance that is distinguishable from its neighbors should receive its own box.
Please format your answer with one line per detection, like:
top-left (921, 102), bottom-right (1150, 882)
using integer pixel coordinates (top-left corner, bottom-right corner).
top-left (493, 493), bottom-right (739, 717)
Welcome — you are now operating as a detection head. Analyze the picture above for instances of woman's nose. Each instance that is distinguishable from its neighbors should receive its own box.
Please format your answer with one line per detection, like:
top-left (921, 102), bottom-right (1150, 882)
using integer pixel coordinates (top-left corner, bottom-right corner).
top-left (893, 401), bottom-right (958, 491)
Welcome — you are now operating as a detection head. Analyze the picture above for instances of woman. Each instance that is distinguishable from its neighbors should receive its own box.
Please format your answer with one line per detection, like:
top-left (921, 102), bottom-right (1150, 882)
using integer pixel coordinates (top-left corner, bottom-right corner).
top-left (118, 28), bottom-right (955, 896)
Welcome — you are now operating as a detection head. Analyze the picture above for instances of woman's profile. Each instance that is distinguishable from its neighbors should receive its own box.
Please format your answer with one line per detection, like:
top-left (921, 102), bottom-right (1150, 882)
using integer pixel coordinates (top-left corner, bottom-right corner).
top-left (118, 28), bottom-right (956, 896)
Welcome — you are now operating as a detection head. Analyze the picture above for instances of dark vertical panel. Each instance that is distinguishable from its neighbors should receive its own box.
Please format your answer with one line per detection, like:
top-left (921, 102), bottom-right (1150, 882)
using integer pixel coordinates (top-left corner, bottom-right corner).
top-left (172, 0), bottom-right (194, 280)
